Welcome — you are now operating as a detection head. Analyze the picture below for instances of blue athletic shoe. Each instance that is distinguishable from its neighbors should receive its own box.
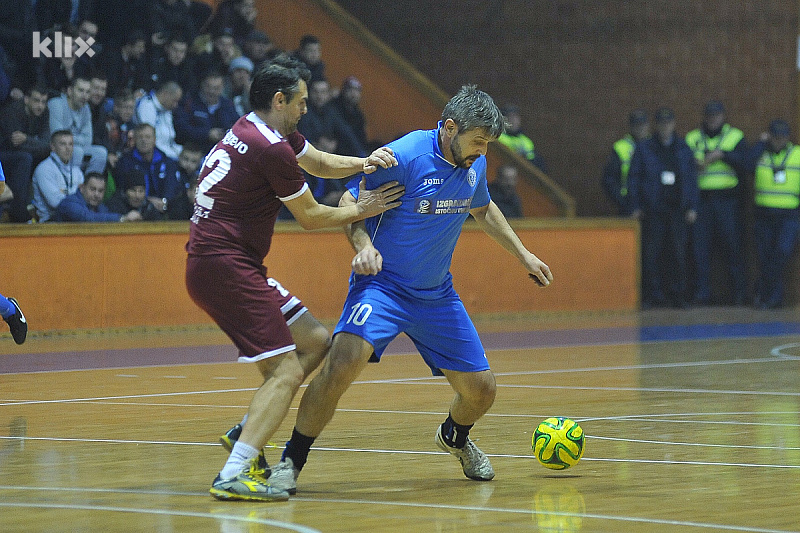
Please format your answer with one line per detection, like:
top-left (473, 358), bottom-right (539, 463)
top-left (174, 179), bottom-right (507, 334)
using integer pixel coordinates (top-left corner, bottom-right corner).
top-left (4, 298), bottom-right (27, 345)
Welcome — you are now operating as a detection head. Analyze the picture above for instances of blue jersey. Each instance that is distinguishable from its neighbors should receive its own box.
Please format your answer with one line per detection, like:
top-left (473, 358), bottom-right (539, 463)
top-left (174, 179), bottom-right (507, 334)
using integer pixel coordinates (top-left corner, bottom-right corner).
top-left (347, 125), bottom-right (490, 297)
top-left (0, 161), bottom-right (5, 182)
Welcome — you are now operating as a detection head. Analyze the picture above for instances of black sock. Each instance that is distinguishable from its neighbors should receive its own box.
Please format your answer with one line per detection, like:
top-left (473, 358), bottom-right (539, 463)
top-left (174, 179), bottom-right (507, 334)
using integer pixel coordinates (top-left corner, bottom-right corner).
top-left (281, 428), bottom-right (316, 471)
top-left (441, 414), bottom-right (473, 449)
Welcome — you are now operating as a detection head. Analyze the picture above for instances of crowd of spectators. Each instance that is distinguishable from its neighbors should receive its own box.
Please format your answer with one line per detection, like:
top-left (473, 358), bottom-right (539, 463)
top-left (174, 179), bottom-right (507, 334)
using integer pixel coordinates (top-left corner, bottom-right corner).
top-left (0, 0), bottom-right (375, 224)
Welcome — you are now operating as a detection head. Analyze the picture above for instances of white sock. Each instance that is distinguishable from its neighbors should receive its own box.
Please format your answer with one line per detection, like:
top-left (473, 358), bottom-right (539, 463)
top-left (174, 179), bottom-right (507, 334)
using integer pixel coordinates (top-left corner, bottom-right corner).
top-left (220, 441), bottom-right (259, 479)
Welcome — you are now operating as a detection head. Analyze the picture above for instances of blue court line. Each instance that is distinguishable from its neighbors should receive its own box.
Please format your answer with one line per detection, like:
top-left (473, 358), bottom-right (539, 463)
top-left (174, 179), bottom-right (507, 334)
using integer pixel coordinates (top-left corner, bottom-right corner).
top-left (3, 322), bottom-right (800, 374)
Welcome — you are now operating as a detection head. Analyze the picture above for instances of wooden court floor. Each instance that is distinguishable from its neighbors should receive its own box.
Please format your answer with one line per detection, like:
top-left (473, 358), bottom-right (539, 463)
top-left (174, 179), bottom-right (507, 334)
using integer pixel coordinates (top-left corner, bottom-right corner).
top-left (1, 307), bottom-right (799, 532)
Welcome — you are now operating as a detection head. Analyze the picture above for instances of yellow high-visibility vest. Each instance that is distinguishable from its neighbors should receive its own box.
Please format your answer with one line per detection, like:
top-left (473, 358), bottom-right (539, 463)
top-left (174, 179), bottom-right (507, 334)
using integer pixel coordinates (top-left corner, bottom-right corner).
top-left (613, 135), bottom-right (636, 197)
top-left (685, 124), bottom-right (744, 190)
top-left (754, 143), bottom-right (800, 209)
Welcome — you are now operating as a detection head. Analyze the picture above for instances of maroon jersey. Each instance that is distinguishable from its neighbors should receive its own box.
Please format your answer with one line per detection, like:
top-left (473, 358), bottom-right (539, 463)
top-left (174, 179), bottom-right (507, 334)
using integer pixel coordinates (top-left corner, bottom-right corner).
top-left (187, 112), bottom-right (309, 261)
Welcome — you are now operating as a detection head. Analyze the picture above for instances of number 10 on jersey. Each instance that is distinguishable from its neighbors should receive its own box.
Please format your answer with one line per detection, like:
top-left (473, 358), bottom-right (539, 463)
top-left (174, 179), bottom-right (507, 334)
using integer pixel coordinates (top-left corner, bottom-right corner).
top-left (345, 303), bottom-right (372, 326)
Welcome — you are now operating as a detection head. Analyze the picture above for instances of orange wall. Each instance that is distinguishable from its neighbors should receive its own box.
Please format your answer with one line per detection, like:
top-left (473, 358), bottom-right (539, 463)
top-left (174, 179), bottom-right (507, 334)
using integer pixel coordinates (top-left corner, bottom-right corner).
top-left (0, 220), bottom-right (638, 332)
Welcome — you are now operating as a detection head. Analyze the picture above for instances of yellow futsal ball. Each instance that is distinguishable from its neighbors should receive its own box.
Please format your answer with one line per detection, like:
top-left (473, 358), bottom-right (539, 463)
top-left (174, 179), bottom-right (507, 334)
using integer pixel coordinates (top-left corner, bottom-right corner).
top-left (532, 417), bottom-right (585, 470)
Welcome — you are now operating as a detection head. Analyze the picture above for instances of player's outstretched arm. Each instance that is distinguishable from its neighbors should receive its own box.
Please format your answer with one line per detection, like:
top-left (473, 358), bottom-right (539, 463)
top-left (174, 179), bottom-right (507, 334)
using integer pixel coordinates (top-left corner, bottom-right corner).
top-left (284, 179), bottom-right (403, 230)
top-left (470, 201), bottom-right (553, 287)
top-left (298, 144), bottom-right (397, 179)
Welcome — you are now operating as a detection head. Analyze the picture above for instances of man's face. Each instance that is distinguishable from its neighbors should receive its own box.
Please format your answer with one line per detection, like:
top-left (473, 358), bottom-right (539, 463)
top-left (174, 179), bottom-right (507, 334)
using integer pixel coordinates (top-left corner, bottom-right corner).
top-left (245, 41), bottom-right (270, 61)
top-left (505, 112), bottom-right (522, 135)
top-left (125, 185), bottom-right (147, 208)
top-left (80, 177), bottom-right (106, 207)
top-left (135, 127), bottom-right (156, 153)
top-left (166, 41), bottom-right (188, 66)
top-left (655, 119), bottom-right (675, 140)
top-left (25, 90), bottom-right (48, 117)
top-left (159, 88), bottom-right (182, 111)
top-left (308, 80), bottom-right (330, 108)
top-left (769, 133), bottom-right (790, 153)
top-left (114, 98), bottom-right (136, 122)
top-left (704, 112), bottom-right (725, 132)
top-left (68, 79), bottom-right (91, 109)
top-left (278, 80), bottom-right (308, 135)
top-left (201, 76), bottom-right (224, 105)
top-left (78, 21), bottom-right (98, 52)
top-left (300, 43), bottom-right (321, 65)
top-left (630, 123), bottom-right (650, 142)
top-left (231, 69), bottom-right (251, 90)
top-left (342, 85), bottom-right (361, 106)
top-left (52, 134), bottom-right (74, 163)
top-left (214, 36), bottom-right (236, 61)
top-left (89, 78), bottom-right (108, 106)
top-left (178, 149), bottom-right (203, 174)
top-left (449, 125), bottom-right (493, 169)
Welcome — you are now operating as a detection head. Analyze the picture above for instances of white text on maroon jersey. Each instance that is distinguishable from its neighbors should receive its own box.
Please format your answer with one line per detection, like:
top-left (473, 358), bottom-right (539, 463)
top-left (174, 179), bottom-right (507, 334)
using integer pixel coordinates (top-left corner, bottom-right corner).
top-left (221, 130), bottom-right (249, 154)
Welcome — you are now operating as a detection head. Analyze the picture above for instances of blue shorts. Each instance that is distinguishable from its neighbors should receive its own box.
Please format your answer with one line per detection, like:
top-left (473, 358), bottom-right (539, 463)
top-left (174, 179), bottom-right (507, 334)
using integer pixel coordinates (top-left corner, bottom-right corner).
top-left (333, 277), bottom-right (489, 376)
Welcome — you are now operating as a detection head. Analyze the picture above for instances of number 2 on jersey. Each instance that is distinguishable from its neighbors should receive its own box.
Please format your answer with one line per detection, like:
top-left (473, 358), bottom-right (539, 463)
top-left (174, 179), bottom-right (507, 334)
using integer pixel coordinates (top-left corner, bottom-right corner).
top-left (195, 148), bottom-right (231, 210)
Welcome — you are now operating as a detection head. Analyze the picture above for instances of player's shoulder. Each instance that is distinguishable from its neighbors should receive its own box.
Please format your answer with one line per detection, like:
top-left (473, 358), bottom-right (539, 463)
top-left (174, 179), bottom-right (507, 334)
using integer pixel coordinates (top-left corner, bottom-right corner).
top-left (388, 128), bottom-right (436, 164)
top-left (224, 114), bottom-right (286, 155)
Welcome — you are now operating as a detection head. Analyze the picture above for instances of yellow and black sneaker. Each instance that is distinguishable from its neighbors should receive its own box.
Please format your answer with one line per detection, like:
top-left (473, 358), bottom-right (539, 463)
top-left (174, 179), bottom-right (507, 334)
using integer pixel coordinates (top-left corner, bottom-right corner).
top-left (220, 423), bottom-right (271, 477)
top-left (209, 458), bottom-right (289, 502)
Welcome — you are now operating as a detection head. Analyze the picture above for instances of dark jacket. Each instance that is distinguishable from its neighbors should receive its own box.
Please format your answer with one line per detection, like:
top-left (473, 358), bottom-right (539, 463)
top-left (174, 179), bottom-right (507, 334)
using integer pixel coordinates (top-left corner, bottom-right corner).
top-left (105, 190), bottom-right (166, 221)
top-left (115, 148), bottom-right (184, 201)
top-left (173, 92), bottom-right (238, 151)
top-left (56, 189), bottom-right (121, 222)
top-left (628, 134), bottom-right (699, 213)
top-left (0, 98), bottom-right (50, 160)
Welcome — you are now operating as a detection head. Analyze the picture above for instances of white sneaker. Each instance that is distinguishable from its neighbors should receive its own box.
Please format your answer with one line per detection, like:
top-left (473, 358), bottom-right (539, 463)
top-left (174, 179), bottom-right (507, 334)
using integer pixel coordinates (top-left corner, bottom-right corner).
top-left (268, 458), bottom-right (300, 494)
top-left (435, 425), bottom-right (495, 481)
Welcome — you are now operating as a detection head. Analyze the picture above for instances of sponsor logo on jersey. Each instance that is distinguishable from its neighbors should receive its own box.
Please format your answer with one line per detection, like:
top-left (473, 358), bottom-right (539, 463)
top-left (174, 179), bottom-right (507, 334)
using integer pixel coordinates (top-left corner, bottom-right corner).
top-left (414, 197), bottom-right (472, 215)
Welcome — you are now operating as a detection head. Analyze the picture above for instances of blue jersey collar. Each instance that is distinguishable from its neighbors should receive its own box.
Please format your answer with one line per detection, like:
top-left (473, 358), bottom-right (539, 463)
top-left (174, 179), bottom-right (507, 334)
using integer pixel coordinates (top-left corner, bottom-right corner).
top-left (433, 121), bottom-right (455, 168)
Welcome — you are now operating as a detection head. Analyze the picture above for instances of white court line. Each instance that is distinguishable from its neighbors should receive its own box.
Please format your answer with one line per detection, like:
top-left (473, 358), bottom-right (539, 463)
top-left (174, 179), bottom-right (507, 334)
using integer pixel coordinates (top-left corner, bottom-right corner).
top-left (0, 437), bottom-right (796, 469)
top-left (2, 382), bottom-right (795, 406)
top-left (772, 343), bottom-right (800, 359)
top-left (588, 434), bottom-right (800, 451)
top-left (0, 490), bottom-right (793, 533)
top-left (497, 384), bottom-right (800, 396)
top-left (579, 411), bottom-right (800, 422)
top-left (0, 502), bottom-right (320, 533)
top-left (494, 356), bottom-right (800, 377)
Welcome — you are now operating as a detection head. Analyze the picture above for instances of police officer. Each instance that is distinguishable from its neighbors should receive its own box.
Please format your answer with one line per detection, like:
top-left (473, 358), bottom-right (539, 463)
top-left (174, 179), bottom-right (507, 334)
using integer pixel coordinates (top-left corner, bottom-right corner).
top-left (685, 101), bottom-right (748, 305)
top-left (747, 119), bottom-right (800, 309)
top-left (628, 107), bottom-right (698, 308)
top-left (602, 109), bottom-right (651, 216)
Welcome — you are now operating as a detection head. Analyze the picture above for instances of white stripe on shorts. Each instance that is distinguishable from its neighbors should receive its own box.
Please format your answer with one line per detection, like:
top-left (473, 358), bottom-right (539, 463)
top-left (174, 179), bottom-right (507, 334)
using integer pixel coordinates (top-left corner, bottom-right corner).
top-left (238, 343), bottom-right (296, 363)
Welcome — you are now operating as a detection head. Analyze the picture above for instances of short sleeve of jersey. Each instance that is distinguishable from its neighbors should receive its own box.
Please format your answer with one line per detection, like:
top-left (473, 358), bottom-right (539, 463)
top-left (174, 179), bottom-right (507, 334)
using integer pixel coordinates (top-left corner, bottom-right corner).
top-left (346, 150), bottom-right (406, 199)
top-left (287, 130), bottom-right (309, 158)
top-left (472, 159), bottom-right (490, 208)
top-left (263, 141), bottom-right (308, 200)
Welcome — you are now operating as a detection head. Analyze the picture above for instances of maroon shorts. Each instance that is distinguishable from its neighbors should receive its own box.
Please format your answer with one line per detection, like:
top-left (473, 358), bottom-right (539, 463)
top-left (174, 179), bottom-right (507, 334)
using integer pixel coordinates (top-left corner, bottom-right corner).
top-left (186, 254), bottom-right (307, 362)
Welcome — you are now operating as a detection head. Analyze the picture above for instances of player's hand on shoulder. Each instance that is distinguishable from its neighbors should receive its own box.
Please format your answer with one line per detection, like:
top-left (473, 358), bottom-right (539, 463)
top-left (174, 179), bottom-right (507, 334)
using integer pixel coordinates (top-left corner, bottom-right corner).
top-left (352, 245), bottom-right (383, 275)
top-left (363, 146), bottom-right (397, 174)
top-left (356, 177), bottom-right (404, 217)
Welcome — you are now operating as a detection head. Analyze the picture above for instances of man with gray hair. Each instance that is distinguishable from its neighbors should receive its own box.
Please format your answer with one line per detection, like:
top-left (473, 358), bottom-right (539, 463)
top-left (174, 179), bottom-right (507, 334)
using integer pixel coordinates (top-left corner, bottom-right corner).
top-left (135, 81), bottom-right (184, 160)
top-left (222, 85), bottom-right (554, 494)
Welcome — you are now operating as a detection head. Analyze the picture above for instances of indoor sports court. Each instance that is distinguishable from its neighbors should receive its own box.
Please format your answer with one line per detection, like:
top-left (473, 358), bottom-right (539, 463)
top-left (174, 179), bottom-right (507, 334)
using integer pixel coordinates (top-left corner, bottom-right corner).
top-left (1, 307), bottom-right (798, 532)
